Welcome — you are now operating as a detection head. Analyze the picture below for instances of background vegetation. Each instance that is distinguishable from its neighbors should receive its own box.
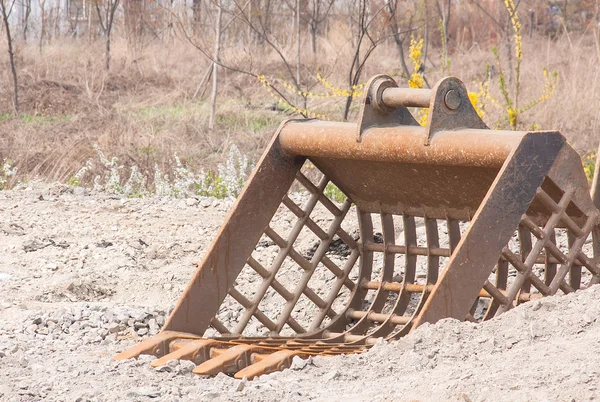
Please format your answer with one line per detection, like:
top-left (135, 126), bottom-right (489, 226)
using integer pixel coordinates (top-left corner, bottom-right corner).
top-left (0, 0), bottom-right (599, 194)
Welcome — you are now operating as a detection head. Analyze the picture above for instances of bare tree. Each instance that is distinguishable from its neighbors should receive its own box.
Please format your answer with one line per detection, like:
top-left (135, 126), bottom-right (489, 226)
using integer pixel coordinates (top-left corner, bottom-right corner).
top-left (466, 0), bottom-right (518, 85)
top-left (20, 0), bottom-right (31, 41)
top-left (296, 0), bottom-right (301, 86)
top-left (0, 0), bottom-right (19, 115)
top-left (234, 0), bottom-right (303, 91)
top-left (52, 0), bottom-right (60, 39)
top-left (208, 0), bottom-right (223, 129)
top-left (305, 0), bottom-right (335, 54)
top-left (247, 0), bottom-right (274, 45)
top-left (170, 1), bottom-right (300, 117)
top-left (66, 0), bottom-right (83, 39)
top-left (383, 0), bottom-right (410, 79)
top-left (38, 0), bottom-right (46, 53)
top-left (95, 0), bottom-right (120, 71)
top-left (435, 0), bottom-right (451, 47)
top-left (342, 0), bottom-right (387, 120)
top-left (192, 0), bottom-right (202, 34)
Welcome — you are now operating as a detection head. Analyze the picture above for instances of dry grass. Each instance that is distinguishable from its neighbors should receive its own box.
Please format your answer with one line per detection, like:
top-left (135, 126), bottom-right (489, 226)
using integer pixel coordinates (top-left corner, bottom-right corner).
top-left (0, 29), bottom-right (598, 187)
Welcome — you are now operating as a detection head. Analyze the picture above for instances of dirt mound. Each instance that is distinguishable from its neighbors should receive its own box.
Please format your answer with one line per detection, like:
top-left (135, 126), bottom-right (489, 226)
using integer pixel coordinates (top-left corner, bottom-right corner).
top-left (35, 277), bottom-right (116, 303)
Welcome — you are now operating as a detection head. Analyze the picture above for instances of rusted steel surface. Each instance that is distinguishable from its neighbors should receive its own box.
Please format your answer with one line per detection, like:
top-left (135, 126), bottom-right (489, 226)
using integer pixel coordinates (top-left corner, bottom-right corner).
top-left (116, 75), bottom-right (600, 380)
top-left (279, 123), bottom-right (523, 168)
top-left (412, 132), bottom-right (565, 327)
top-left (161, 123), bottom-right (305, 336)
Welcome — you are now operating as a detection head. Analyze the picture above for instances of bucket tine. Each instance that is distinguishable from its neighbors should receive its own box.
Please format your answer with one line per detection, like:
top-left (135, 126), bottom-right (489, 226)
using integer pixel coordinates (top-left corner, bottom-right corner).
top-left (234, 350), bottom-right (301, 380)
top-left (116, 75), bottom-right (600, 380)
top-left (150, 339), bottom-right (217, 367)
top-left (192, 344), bottom-right (258, 375)
top-left (114, 331), bottom-right (196, 360)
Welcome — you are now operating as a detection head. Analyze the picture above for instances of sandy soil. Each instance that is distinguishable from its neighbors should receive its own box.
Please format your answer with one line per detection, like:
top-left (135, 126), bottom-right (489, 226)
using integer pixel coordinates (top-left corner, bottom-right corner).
top-left (1, 183), bottom-right (598, 402)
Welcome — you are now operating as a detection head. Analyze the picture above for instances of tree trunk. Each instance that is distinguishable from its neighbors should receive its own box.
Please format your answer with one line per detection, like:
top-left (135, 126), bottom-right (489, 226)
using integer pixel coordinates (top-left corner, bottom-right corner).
top-left (22, 0), bottom-right (31, 42)
top-left (39, 0), bottom-right (45, 54)
top-left (105, 33), bottom-right (111, 71)
top-left (208, 0), bottom-right (223, 130)
top-left (102, 0), bottom-right (119, 71)
top-left (310, 23), bottom-right (317, 54)
top-left (386, 2), bottom-right (410, 78)
top-left (505, 18), bottom-right (513, 88)
top-left (342, 95), bottom-right (352, 121)
top-left (296, 0), bottom-right (301, 87)
top-left (192, 0), bottom-right (202, 34)
top-left (54, 1), bottom-right (60, 38)
top-left (390, 22), bottom-right (410, 78)
top-left (1, 0), bottom-right (19, 115)
top-left (88, 6), bottom-right (92, 42)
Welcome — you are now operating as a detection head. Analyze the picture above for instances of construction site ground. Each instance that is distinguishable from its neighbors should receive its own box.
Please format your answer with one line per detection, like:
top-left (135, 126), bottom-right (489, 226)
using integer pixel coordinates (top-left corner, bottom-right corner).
top-left (1, 183), bottom-right (599, 402)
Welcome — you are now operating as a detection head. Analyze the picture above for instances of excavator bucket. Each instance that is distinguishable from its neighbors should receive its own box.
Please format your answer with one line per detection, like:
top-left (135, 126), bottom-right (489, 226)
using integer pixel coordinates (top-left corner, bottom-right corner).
top-left (115, 75), bottom-right (600, 379)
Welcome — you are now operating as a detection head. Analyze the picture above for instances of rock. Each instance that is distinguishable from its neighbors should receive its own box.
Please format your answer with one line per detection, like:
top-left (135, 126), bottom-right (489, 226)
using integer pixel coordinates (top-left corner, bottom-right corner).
top-left (44, 263), bottom-right (59, 271)
top-left (166, 359), bottom-right (179, 370)
top-left (148, 318), bottom-right (159, 334)
top-left (290, 356), bottom-right (309, 370)
top-left (530, 323), bottom-right (545, 339)
top-left (155, 365), bottom-right (171, 373)
top-left (425, 348), bottom-right (439, 359)
top-left (186, 198), bottom-right (198, 207)
top-left (163, 283), bottom-right (173, 290)
top-left (19, 356), bottom-right (28, 367)
top-left (234, 377), bottom-right (247, 392)
top-left (137, 328), bottom-right (149, 336)
top-left (323, 370), bottom-right (339, 381)
top-left (134, 321), bottom-right (148, 329)
top-left (23, 239), bottom-right (51, 252)
top-left (107, 322), bottom-right (121, 333)
top-left (146, 246), bottom-right (158, 259)
top-left (130, 387), bottom-right (161, 398)
top-left (178, 360), bottom-right (196, 374)
top-left (36, 327), bottom-right (49, 335)
top-left (0, 222), bottom-right (25, 236)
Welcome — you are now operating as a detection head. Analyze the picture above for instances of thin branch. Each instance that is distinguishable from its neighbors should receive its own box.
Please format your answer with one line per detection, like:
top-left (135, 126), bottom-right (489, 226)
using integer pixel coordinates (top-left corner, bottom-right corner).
top-left (168, 7), bottom-right (298, 110)
top-left (231, 0), bottom-right (300, 88)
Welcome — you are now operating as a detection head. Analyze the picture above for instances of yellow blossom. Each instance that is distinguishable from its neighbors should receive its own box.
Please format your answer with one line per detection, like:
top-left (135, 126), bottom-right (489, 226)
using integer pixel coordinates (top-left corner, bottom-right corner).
top-left (408, 73), bottom-right (424, 89)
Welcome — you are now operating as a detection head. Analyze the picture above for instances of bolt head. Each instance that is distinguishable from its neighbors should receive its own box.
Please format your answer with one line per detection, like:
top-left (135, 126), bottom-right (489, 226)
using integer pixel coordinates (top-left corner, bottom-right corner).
top-left (444, 89), bottom-right (461, 110)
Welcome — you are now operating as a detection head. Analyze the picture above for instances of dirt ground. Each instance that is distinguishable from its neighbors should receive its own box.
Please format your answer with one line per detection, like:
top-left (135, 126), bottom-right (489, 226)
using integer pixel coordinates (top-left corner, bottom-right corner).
top-left (1, 182), bottom-right (599, 402)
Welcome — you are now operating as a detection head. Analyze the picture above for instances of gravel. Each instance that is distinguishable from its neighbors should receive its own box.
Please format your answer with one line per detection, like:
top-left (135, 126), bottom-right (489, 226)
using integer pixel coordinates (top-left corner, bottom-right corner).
top-left (1, 182), bottom-right (599, 401)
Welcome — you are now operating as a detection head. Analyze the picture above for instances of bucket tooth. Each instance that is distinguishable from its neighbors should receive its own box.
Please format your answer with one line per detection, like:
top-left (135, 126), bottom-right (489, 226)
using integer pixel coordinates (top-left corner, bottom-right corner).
top-left (192, 344), bottom-right (258, 375)
top-left (114, 331), bottom-right (198, 360)
top-left (234, 350), bottom-right (300, 380)
top-left (117, 74), bottom-right (600, 379)
top-left (150, 339), bottom-right (218, 367)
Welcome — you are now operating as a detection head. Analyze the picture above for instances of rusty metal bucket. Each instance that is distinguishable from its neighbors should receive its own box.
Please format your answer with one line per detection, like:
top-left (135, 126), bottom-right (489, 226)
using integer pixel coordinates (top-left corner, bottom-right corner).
top-left (115, 75), bottom-right (600, 379)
